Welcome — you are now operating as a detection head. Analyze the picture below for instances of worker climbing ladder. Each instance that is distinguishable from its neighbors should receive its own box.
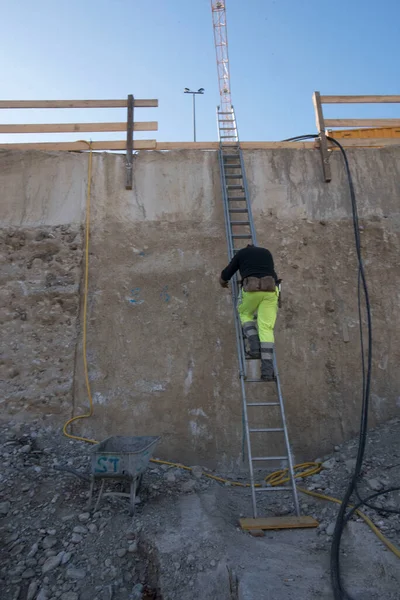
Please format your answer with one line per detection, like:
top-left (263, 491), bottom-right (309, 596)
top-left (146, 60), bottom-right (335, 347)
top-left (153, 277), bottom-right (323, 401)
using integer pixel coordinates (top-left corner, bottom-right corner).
top-left (217, 106), bottom-right (301, 521)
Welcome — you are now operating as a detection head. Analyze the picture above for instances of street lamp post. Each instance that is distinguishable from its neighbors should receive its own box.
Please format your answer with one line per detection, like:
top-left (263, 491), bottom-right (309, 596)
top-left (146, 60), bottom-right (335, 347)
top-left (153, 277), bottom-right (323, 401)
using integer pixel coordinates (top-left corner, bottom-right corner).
top-left (184, 88), bottom-right (205, 142)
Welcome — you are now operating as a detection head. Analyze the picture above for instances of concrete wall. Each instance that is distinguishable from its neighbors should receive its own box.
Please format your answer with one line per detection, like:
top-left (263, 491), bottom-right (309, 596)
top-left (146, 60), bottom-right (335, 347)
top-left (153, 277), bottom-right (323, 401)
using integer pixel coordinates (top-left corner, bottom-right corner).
top-left (1, 146), bottom-right (400, 470)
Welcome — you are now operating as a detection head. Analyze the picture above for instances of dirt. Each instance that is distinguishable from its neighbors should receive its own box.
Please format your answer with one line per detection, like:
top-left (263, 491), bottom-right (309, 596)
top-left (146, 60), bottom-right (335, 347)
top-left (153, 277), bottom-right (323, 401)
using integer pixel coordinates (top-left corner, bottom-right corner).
top-left (1, 417), bottom-right (400, 600)
top-left (0, 226), bottom-right (82, 420)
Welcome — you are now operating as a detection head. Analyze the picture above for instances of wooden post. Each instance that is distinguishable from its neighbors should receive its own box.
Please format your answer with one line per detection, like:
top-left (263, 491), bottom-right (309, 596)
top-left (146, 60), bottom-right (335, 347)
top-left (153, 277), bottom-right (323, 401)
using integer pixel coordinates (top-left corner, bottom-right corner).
top-left (126, 94), bottom-right (134, 190)
top-left (312, 91), bottom-right (331, 182)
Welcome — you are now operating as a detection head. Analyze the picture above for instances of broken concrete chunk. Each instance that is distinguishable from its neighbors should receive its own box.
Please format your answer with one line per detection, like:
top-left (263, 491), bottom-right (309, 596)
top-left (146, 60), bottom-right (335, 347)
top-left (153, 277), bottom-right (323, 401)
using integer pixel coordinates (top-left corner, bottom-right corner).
top-left (321, 458), bottom-right (336, 470)
top-left (368, 478), bottom-right (384, 492)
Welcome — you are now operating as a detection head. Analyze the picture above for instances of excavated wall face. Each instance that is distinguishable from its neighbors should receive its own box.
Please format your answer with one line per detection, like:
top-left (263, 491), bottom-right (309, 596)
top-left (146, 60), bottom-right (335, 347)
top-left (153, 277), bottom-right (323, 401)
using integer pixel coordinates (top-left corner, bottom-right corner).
top-left (1, 147), bottom-right (400, 470)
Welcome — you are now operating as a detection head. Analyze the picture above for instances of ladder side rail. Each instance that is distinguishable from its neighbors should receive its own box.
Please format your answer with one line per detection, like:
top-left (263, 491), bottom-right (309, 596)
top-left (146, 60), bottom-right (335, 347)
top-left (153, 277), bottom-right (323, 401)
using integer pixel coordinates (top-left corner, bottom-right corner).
top-left (218, 143), bottom-right (257, 516)
top-left (216, 105), bottom-right (221, 142)
top-left (239, 149), bottom-right (257, 245)
top-left (272, 353), bottom-right (301, 516)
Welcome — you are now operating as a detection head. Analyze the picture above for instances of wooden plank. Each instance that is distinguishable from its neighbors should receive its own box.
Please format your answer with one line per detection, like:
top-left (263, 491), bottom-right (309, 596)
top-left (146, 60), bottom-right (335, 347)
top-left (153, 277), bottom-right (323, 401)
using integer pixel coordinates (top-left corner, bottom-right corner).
top-left (312, 91), bottom-right (332, 182)
top-left (328, 137), bottom-right (400, 148)
top-left (240, 516), bottom-right (319, 531)
top-left (325, 119), bottom-right (400, 128)
top-left (0, 122), bottom-right (158, 133)
top-left (126, 94), bottom-right (134, 190)
top-left (154, 141), bottom-right (317, 150)
top-left (320, 95), bottom-right (400, 104)
top-left (0, 99), bottom-right (158, 109)
top-left (328, 126), bottom-right (400, 140)
top-left (0, 140), bottom-right (156, 151)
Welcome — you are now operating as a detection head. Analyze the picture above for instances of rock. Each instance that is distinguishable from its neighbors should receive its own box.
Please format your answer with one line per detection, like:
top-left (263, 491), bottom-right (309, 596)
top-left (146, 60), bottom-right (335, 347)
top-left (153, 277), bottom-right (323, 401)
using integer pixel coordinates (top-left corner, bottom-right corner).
top-left (66, 567), bottom-right (86, 580)
top-left (78, 512), bottom-right (90, 522)
top-left (345, 459), bottom-right (357, 472)
top-left (27, 543), bottom-right (39, 558)
top-left (191, 466), bottom-right (203, 480)
top-left (36, 589), bottom-right (49, 600)
top-left (42, 553), bottom-right (63, 574)
top-left (322, 458), bottom-right (336, 470)
top-left (117, 548), bottom-right (127, 558)
top-left (61, 552), bottom-right (72, 565)
top-left (43, 536), bottom-right (57, 549)
top-left (61, 593), bottom-right (78, 600)
top-left (326, 522), bottom-right (336, 536)
top-left (368, 478), bottom-right (384, 491)
top-left (210, 560), bottom-right (216, 567)
top-left (26, 558), bottom-right (38, 568)
top-left (20, 444), bottom-right (32, 454)
top-left (61, 514), bottom-right (75, 523)
top-left (181, 480), bottom-right (196, 493)
top-left (21, 568), bottom-right (36, 579)
top-left (88, 524), bottom-right (97, 534)
top-left (104, 558), bottom-right (112, 568)
top-left (47, 529), bottom-right (57, 536)
top-left (71, 534), bottom-right (82, 544)
top-left (73, 525), bottom-right (87, 534)
top-left (27, 580), bottom-right (39, 600)
top-left (0, 501), bottom-right (11, 515)
top-left (130, 584), bottom-right (144, 600)
top-left (128, 542), bottom-right (138, 553)
top-left (249, 530), bottom-right (265, 537)
top-left (165, 472), bottom-right (176, 483)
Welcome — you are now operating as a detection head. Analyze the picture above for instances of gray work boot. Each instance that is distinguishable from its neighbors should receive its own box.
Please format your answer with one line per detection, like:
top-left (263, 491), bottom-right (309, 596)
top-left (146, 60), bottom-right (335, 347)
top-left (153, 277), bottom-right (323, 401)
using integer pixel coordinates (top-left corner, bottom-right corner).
top-left (260, 342), bottom-right (275, 381)
top-left (242, 321), bottom-right (260, 359)
top-left (261, 359), bottom-right (275, 381)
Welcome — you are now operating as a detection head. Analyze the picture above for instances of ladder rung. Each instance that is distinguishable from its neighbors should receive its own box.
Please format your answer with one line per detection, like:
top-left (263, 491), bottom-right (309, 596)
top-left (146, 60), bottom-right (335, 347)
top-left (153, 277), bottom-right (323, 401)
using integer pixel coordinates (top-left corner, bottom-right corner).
top-left (232, 234), bottom-right (252, 239)
top-left (249, 428), bottom-right (284, 433)
top-left (229, 208), bottom-right (248, 213)
top-left (255, 487), bottom-right (292, 492)
top-left (228, 196), bottom-right (246, 200)
top-left (220, 135), bottom-right (237, 138)
top-left (230, 221), bottom-right (250, 225)
top-left (218, 111), bottom-right (235, 115)
top-left (227, 185), bottom-right (243, 190)
top-left (252, 456), bottom-right (288, 461)
top-left (247, 401), bottom-right (279, 406)
top-left (220, 127), bottom-right (236, 130)
top-left (225, 174), bottom-right (243, 178)
top-left (224, 164), bottom-right (241, 167)
top-left (223, 154), bottom-right (240, 159)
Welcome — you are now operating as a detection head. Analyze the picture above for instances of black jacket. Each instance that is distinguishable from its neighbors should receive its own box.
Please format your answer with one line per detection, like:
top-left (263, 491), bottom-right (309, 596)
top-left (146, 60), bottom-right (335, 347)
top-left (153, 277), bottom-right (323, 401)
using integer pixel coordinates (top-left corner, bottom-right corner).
top-left (221, 245), bottom-right (278, 283)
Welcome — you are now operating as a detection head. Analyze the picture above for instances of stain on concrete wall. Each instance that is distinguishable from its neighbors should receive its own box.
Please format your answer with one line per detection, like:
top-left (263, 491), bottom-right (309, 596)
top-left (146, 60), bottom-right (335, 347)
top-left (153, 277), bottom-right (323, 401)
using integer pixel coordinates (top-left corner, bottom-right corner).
top-left (1, 147), bottom-right (400, 470)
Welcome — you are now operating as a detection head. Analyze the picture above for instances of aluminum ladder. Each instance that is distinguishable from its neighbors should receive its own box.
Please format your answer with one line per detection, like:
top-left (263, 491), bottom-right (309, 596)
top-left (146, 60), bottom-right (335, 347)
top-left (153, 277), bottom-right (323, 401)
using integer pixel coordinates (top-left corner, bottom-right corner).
top-left (217, 106), bottom-right (300, 519)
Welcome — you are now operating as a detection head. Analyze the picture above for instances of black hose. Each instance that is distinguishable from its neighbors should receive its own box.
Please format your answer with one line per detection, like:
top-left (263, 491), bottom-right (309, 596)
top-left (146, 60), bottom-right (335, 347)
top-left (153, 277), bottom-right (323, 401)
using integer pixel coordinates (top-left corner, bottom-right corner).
top-left (323, 136), bottom-right (372, 600)
top-left (282, 132), bottom-right (395, 598)
top-left (345, 487), bottom-right (400, 522)
top-left (355, 483), bottom-right (400, 515)
top-left (281, 134), bottom-right (319, 142)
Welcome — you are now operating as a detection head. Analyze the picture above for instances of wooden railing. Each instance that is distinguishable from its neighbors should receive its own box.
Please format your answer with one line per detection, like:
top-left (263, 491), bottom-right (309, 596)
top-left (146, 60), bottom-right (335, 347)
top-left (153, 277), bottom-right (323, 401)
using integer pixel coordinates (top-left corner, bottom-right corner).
top-left (0, 96), bottom-right (158, 188)
top-left (313, 92), bottom-right (400, 181)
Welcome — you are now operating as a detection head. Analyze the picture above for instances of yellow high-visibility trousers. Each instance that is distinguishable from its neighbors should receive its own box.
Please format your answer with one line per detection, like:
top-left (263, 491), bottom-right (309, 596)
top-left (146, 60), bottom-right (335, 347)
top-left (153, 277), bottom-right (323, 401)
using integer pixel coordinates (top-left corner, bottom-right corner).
top-left (238, 289), bottom-right (279, 344)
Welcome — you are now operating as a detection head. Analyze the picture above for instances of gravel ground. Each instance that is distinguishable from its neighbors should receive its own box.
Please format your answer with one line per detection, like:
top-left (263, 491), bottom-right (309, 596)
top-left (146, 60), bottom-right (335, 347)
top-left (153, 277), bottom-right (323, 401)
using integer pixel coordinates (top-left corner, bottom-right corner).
top-left (1, 418), bottom-right (400, 600)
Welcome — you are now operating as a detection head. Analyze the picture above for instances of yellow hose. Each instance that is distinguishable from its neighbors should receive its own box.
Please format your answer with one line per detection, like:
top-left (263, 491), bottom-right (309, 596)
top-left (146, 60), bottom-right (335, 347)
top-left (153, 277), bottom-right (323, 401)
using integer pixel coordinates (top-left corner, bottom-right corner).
top-left (61, 142), bottom-right (400, 561)
top-left (63, 141), bottom-right (98, 444)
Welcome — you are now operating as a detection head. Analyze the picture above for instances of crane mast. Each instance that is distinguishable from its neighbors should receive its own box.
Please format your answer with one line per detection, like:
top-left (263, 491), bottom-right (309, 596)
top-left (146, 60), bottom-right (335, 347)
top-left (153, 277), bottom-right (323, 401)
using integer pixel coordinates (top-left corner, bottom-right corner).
top-left (211, 1), bottom-right (238, 142)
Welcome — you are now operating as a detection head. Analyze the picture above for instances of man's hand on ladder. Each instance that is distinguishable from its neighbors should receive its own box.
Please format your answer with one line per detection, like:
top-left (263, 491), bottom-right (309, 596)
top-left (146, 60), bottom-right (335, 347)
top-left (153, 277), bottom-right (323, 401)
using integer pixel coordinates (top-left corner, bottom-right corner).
top-left (219, 276), bottom-right (229, 288)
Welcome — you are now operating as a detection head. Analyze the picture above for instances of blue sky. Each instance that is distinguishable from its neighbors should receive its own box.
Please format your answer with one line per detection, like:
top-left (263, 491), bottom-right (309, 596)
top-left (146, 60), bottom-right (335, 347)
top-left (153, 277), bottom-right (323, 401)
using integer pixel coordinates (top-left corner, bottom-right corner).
top-left (1, 0), bottom-right (399, 144)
